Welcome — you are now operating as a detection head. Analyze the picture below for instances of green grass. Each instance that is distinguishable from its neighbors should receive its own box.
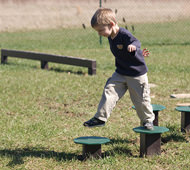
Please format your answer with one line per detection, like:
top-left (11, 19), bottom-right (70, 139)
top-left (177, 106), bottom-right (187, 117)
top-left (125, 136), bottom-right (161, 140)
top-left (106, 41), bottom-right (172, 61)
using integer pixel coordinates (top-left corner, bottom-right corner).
top-left (0, 19), bottom-right (190, 169)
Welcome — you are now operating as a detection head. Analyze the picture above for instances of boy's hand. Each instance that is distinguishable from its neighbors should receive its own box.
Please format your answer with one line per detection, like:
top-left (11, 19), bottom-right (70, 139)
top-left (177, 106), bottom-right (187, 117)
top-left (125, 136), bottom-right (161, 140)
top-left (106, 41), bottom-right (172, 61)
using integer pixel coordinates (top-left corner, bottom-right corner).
top-left (142, 48), bottom-right (150, 57)
top-left (127, 44), bottom-right (136, 52)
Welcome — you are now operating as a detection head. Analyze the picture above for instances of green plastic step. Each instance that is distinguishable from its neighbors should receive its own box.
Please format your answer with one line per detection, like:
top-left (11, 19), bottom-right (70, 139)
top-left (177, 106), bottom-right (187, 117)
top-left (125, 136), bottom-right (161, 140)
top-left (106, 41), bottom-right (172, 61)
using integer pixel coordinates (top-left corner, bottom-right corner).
top-left (133, 126), bottom-right (169, 134)
top-left (74, 136), bottom-right (110, 145)
top-left (176, 106), bottom-right (190, 112)
top-left (132, 104), bottom-right (166, 111)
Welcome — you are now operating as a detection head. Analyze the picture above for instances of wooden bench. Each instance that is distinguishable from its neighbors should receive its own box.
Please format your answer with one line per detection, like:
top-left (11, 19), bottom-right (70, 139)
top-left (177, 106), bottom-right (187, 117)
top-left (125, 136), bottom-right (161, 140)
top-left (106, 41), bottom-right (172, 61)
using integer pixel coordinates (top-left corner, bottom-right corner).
top-left (132, 104), bottom-right (166, 126)
top-left (175, 106), bottom-right (190, 133)
top-left (1, 49), bottom-right (96, 75)
top-left (133, 126), bottom-right (169, 156)
top-left (74, 136), bottom-right (110, 160)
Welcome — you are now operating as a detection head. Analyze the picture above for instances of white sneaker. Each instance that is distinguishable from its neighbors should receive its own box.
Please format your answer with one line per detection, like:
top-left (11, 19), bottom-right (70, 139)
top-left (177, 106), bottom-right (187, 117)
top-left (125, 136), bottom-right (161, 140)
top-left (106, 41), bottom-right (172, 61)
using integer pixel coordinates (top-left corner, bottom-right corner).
top-left (143, 122), bottom-right (154, 130)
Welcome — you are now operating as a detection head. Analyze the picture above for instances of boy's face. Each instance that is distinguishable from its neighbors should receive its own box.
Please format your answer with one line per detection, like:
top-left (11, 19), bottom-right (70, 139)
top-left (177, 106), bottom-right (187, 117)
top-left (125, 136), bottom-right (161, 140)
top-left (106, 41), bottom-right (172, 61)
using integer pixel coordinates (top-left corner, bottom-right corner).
top-left (93, 24), bottom-right (112, 37)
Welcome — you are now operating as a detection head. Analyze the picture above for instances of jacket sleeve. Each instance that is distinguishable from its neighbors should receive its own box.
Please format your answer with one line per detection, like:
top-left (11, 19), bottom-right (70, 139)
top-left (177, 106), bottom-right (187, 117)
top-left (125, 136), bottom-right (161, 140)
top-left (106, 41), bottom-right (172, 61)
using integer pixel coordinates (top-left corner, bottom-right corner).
top-left (123, 30), bottom-right (141, 48)
top-left (133, 47), bottom-right (144, 60)
top-left (131, 38), bottom-right (141, 48)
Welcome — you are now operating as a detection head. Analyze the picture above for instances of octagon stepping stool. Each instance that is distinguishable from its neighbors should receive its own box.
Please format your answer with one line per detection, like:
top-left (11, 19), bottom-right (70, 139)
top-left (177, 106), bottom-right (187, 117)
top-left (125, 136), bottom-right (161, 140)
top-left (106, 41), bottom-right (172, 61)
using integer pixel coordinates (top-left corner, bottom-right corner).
top-left (133, 126), bottom-right (169, 157)
top-left (175, 106), bottom-right (190, 133)
top-left (74, 136), bottom-right (110, 160)
top-left (132, 104), bottom-right (166, 126)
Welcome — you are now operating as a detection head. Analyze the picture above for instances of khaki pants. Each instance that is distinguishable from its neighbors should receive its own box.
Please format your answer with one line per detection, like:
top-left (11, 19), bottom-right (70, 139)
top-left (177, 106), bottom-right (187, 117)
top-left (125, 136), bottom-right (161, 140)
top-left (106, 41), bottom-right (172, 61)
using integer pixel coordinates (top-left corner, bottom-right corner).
top-left (95, 72), bottom-right (155, 124)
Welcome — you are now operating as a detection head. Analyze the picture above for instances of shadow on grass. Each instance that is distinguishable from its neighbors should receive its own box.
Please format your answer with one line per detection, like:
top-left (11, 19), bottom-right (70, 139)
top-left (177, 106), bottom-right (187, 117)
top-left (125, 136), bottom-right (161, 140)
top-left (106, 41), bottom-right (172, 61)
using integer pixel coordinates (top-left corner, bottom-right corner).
top-left (161, 124), bottom-right (189, 143)
top-left (103, 146), bottom-right (133, 158)
top-left (49, 67), bottom-right (85, 75)
top-left (1, 138), bottom-right (138, 166)
top-left (102, 137), bottom-right (136, 158)
top-left (2, 63), bottom-right (86, 75)
top-left (0, 147), bottom-right (78, 167)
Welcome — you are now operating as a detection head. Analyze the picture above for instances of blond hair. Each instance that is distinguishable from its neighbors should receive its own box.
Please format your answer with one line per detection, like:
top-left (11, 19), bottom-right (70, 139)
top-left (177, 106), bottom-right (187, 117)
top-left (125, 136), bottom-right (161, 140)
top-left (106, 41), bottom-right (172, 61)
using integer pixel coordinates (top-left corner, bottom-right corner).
top-left (91, 8), bottom-right (117, 27)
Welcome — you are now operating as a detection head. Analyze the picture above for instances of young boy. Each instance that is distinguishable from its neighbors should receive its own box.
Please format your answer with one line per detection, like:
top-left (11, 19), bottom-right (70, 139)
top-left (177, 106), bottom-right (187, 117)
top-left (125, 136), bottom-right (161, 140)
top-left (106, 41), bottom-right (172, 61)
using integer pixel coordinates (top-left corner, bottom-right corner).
top-left (83, 8), bottom-right (155, 130)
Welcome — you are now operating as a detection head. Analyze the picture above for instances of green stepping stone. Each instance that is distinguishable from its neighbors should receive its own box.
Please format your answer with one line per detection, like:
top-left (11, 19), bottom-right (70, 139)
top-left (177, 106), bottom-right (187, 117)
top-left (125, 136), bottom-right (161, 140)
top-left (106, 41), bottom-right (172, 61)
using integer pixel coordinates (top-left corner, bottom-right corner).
top-left (132, 104), bottom-right (166, 111)
top-left (151, 104), bottom-right (166, 111)
top-left (74, 136), bottom-right (110, 145)
top-left (133, 126), bottom-right (169, 134)
top-left (176, 106), bottom-right (190, 112)
top-left (74, 136), bottom-right (110, 160)
top-left (133, 126), bottom-right (169, 156)
top-left (175, 106), bottom-right (190, 133)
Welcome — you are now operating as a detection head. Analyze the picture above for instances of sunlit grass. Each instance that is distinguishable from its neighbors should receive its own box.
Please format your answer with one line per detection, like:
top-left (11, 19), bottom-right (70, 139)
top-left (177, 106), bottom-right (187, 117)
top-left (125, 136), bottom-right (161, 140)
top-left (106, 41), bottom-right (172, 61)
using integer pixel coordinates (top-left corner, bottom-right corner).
top-left (0, 19), bottom-right (190, 169)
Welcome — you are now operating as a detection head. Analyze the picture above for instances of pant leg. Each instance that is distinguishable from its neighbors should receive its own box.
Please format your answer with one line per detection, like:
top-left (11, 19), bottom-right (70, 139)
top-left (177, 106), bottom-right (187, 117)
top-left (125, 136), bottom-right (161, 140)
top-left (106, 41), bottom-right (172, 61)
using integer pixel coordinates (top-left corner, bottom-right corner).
top-left (127, 73), bottom-right (155, 124)
top-left (95, 72), bottom-right (128, 122)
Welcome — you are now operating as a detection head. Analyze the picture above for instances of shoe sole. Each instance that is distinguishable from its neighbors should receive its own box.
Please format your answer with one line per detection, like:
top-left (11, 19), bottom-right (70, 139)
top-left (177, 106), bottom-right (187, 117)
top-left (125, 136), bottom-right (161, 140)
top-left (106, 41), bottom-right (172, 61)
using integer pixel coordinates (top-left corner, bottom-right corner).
top-left (83, 124), bottom-right (105, 128)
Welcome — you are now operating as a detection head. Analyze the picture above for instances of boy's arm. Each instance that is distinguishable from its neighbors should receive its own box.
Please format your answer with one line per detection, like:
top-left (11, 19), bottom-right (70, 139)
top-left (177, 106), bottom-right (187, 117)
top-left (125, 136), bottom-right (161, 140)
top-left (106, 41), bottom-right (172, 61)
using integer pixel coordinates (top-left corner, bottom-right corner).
top-left (123, 29), bottom-right (141, 48)
top-left (124, 29), bottom-right (149, 56)
top-left (128, 45), bottom-right (150, 57)
top-left (130, 39), bottom-right (141, 49)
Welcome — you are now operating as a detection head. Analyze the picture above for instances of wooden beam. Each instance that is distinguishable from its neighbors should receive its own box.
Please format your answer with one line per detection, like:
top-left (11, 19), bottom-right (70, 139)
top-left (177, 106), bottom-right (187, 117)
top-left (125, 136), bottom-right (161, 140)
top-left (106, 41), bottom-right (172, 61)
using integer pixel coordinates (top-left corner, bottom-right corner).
top-left (1, 49), bottom-right (96, 75)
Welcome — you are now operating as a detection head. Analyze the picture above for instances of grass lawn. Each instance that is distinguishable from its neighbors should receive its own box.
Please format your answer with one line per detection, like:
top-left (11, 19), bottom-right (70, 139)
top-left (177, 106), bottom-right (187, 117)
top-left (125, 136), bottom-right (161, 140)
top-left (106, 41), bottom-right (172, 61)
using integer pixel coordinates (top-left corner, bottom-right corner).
top-left (0, 20), bottom-right (190, 170)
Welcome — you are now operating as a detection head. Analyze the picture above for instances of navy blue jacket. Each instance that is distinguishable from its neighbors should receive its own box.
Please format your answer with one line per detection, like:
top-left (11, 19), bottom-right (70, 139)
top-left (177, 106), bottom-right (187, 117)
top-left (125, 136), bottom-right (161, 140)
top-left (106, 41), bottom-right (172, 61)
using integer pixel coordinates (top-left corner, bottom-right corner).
top-left (108, 27), bottom-right (148, 77)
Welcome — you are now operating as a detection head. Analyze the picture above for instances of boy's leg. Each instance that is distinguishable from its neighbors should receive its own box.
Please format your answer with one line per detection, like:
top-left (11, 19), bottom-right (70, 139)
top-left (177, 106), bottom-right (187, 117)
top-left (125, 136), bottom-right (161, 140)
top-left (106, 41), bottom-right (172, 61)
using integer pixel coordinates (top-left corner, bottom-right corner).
top-left (127, 73), bottom-right (155, 125)
top-left (94, 72), bottom-right (128, 122)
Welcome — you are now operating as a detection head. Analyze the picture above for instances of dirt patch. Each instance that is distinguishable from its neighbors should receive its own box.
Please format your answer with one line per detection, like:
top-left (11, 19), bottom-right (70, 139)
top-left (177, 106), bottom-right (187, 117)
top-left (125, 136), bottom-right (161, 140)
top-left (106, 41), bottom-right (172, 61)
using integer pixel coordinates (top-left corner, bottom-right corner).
top-left (0, 0), bottom-right (189, 31)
